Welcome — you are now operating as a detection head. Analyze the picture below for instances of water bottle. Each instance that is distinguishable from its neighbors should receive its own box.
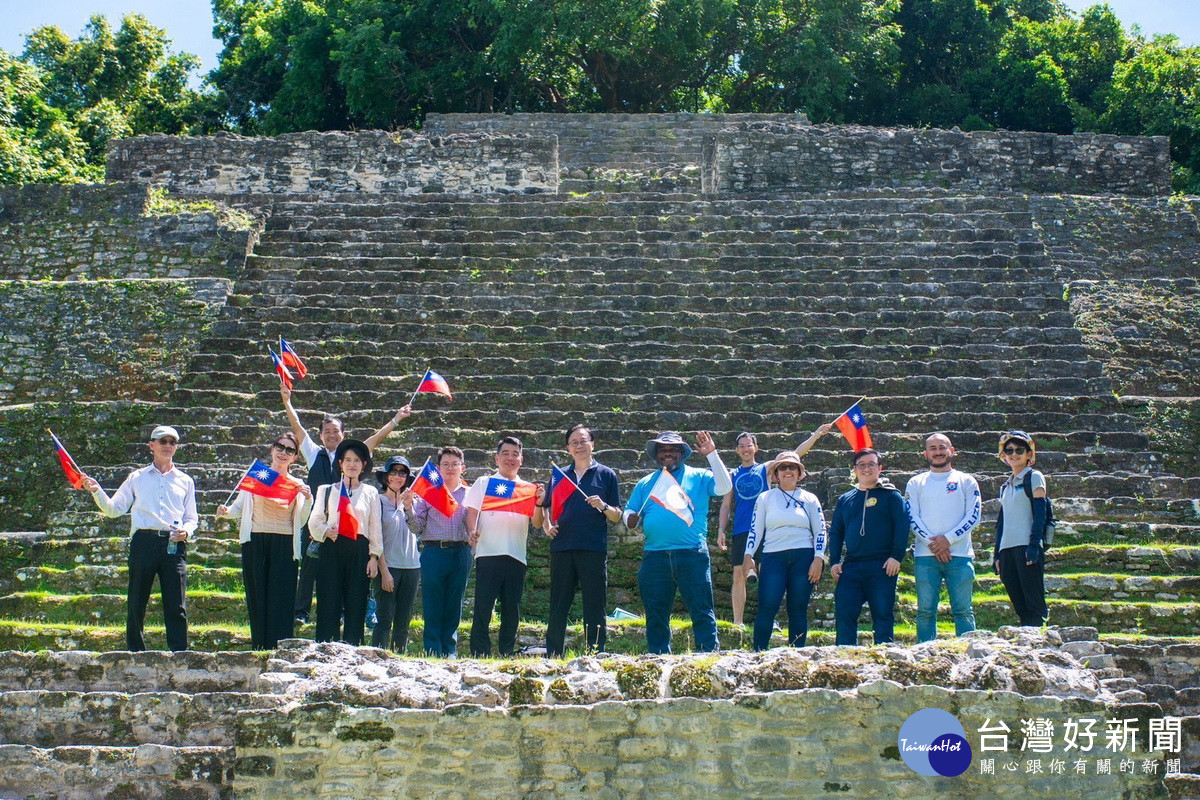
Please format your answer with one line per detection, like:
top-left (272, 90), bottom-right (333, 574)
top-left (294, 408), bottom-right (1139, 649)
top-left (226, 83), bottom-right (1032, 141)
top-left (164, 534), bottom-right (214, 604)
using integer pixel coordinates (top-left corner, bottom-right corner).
top-left (306, 539), bottom-right (321, 558)
top-left (167, 520), bottom-right (179, 555)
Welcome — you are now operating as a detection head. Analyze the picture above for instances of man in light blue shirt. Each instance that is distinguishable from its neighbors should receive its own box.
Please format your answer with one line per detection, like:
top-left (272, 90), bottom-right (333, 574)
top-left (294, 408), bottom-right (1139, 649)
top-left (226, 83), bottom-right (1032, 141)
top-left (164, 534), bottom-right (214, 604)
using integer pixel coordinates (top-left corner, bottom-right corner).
top-left (623, 431), bottom-right (732, 653)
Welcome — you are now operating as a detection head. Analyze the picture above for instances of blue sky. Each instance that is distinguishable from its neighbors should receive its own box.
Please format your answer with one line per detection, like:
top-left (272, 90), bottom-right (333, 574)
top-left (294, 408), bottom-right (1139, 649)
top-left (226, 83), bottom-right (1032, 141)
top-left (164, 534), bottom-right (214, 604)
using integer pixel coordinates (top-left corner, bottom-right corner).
top-left (1, 0), bottom-right (1197, 86)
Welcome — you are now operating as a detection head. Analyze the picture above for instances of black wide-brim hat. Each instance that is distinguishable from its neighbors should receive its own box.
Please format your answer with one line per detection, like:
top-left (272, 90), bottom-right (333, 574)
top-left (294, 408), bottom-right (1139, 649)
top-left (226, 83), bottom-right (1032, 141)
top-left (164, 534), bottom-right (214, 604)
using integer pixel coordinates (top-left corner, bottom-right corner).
top-left (334, 438), bottom-right (373, 473)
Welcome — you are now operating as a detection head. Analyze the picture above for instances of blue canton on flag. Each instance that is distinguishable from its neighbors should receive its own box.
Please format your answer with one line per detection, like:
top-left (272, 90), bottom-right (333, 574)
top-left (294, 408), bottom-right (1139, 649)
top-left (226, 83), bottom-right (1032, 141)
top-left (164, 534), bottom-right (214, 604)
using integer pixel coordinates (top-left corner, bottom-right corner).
top-left (421, 461), bottom-right (443, 486)
top-left (487, 478), bottom-right (515, 498)
top-left (848, 406), bottom-right (866, 428)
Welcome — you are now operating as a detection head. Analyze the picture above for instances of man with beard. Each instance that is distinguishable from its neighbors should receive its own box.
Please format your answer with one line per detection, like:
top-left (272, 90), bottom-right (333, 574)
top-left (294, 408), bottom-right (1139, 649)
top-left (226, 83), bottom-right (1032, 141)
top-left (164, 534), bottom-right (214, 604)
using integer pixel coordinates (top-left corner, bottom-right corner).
top-left (904, 433), bottom-right (982, 643)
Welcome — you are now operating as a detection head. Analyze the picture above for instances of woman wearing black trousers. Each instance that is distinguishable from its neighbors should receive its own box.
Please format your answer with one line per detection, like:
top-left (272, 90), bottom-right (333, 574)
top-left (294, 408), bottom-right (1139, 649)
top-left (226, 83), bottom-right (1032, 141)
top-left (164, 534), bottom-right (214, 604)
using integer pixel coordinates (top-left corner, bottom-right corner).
top-left (993, 430), bottom-right (1050, 627)
top-left (308, 438), bottom-right (383, 645)
top-left (217, 432), bottom-right (312, 649)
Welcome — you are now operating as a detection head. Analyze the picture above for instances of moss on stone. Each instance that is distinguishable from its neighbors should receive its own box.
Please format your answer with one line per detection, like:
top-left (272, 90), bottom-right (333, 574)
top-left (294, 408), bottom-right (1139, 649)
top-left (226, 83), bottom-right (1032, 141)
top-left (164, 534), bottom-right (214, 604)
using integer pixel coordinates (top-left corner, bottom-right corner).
top-left (507, 676), bottom-right (544, 706)
top-left (752, 655), bottom-right (810, 691)
top-left (335, 721), bottom-right (395, 742)
top-left (614, 660), bottom-right (662, 700)
top-left (1010, 661), bottom-right (1047, 695)
top-left (884, 655), bottom-right (954, 686)
top-left (668, 657), bottom-right (719, 698)
top-left (808, 662), bottom-right (862, 690)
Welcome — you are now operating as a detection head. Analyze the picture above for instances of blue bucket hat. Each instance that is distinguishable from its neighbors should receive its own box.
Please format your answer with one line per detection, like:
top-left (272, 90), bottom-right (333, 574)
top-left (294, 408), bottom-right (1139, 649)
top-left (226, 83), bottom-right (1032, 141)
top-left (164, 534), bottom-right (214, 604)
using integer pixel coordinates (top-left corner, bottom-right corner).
top-left (646, 431), bottom-right (693, 462)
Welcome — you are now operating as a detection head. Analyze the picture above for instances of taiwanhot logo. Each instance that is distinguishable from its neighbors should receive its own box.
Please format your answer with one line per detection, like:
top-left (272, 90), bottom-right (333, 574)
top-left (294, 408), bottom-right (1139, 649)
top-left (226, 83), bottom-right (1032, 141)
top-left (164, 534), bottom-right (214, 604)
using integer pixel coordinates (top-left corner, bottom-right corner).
top-left (898, 708), bottom-right (973, 777)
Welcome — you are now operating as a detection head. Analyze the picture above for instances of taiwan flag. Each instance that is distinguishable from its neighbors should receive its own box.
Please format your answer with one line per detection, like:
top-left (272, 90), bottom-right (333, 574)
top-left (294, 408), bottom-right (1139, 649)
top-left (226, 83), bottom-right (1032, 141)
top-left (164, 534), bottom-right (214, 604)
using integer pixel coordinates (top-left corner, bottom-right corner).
top-left (411, 458), bottom-right (459, 518)
top-left (235, 460), bottom-right (300, 503)
top-left (549, 463), bottom-right (578, 522)
top-left (269, 347), bottom-right (295, 390)
top-left (278, 337), bottom-right (308, 379)
top-left (337, 482), bottom-right (360, 539)
top-left (416, 369), bottom-right (452, 400)
top-left (481, 477), bottom-right (538, 517)
top-left (50, 431), bottom-right (84, 490)
top-left (835, 403), bottom-right (873, 452)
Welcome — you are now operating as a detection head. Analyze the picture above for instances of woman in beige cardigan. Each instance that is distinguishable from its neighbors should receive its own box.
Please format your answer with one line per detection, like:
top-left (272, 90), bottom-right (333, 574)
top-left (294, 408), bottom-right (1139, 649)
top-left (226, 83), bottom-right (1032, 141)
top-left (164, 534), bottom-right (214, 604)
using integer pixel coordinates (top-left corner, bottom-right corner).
top-left (217, 432), bottom-right (311, 649)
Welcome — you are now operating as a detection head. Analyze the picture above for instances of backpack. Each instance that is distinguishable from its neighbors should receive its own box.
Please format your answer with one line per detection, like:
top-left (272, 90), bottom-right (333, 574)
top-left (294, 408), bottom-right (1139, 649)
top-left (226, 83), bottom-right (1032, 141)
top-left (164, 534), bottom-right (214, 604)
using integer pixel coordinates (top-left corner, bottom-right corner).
top-left (1020, 471), bottom-right (1056, 548)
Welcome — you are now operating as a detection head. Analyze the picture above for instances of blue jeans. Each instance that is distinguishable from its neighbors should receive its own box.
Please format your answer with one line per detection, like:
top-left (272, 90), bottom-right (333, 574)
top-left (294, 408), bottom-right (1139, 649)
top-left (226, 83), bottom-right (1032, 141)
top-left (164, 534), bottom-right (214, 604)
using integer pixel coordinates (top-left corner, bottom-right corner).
top-left (420, 543), bottom-right (472, 657)
top-left (638, 546), bottom-right (719, 654)
top-left (914, 555), bottom-right (976, 643)
top-left (834, 558), bottom-right (898, 646)
top-left (754, 548), bottom-right (816, 650)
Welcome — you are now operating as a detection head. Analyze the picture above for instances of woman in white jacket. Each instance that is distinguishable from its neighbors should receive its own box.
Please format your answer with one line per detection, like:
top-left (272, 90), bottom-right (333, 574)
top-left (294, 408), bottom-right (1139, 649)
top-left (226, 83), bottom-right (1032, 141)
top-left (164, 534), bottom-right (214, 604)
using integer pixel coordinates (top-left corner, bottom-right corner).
top-left (742, 451), bottom-right (826, 650)
top-left (216, 432), bottom-right (311, 649)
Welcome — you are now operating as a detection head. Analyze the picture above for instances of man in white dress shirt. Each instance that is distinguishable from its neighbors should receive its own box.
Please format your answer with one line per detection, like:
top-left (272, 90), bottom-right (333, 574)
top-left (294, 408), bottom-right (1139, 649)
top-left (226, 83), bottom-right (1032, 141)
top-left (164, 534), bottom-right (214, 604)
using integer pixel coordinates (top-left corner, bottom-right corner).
top-left (81, 425), bottom-right (198, 651)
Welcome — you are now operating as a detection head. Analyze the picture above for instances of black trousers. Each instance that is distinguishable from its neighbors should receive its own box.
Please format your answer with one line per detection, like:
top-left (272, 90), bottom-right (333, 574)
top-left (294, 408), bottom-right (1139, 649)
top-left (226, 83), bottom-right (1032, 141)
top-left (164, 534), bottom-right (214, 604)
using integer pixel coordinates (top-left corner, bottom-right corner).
top-left (546, 549), bottom-right (608, 657)
top-left (372, 567), bottom-right (420, 652)
top-left (998, 546), bottom-right (1048, 626)
top-left (127, 529), bottom-right (187, 652)
top-left (315, 534), bottom-right (371, 645)
top-left (242, 532), bottom-right (299, 650)
top-left (470, 555), bottom-right (527, 657)
top-left (294, 525), bottom-right (317, 618)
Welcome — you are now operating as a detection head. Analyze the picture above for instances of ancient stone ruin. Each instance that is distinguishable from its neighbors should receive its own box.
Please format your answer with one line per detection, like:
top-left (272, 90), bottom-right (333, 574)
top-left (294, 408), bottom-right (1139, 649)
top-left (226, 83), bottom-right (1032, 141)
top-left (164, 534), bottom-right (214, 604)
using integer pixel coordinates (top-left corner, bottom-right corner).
top-left (1, 113), bottom-right (1199, 797)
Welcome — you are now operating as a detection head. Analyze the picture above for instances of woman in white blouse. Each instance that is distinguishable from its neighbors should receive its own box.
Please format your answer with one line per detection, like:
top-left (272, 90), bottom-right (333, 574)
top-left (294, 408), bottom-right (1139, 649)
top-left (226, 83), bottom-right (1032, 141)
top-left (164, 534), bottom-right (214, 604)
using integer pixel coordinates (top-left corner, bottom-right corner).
top-left (216, 432), bottom-right (311, 649)
top-left (742, 451), bottom-right (826, 650)
top-left (307, 438), bottom-right (383, 645)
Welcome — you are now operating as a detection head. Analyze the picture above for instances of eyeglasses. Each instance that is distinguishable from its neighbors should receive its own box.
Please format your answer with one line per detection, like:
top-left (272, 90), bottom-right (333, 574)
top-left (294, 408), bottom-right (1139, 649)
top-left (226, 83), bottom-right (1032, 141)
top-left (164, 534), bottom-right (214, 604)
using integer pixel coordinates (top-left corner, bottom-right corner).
top-left (1003, 446), bottom-right (1029, 455)
top-left (775, 465), bottom-right (800, 472)
top-left (157, 439), bottom-right (178, 446)
top-left (387, 469), bottom-right (410, 477)
top-left (273, 443), bottom-right (298, 455)
top-left (854, 461), bottom-right (881, 469)
top-left (567, 439), bottom-right (592, 448)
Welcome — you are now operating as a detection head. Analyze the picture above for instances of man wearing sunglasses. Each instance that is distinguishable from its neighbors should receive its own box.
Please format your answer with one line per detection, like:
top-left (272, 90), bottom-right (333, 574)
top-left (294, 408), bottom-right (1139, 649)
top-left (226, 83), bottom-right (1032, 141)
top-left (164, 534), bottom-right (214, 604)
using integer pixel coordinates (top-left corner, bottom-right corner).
top-left (80, 425), bottom-right (197, 651)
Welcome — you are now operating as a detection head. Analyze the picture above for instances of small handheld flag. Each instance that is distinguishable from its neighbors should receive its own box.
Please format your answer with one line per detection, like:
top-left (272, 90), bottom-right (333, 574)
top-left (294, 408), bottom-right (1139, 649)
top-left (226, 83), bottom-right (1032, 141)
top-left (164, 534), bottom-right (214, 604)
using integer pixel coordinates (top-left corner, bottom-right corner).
top-left (278, 337), bottom-right (308, 379)
top-left (481, 477), bottom-right (538, 517)
top-left (408, 368), bottom-right (452, 408)
top-left (646, 469), bottom-right (694, 526)
top-left (549, 463), bottom-right (582, 522)
top-left (235, 460), bottom-right (300, 503)
top-left (337, 482), bottom-right (360, 539)
top-left (411, 458), bottom-right (459, 517)
top-left (269, 347), bottom-right (295, 390)
top-left (834, 402), bottom-right (873, 452)
top-left (49, 430), bottom-right (84, 489)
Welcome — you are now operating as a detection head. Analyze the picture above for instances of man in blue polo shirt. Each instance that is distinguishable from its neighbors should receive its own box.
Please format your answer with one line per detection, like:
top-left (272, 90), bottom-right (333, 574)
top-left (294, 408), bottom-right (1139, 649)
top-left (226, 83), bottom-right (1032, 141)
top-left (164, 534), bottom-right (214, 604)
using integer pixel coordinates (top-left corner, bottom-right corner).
top-left (624, 431), bottom-right (732, 654)
top-left (540, 424), bottom-right (622, 657)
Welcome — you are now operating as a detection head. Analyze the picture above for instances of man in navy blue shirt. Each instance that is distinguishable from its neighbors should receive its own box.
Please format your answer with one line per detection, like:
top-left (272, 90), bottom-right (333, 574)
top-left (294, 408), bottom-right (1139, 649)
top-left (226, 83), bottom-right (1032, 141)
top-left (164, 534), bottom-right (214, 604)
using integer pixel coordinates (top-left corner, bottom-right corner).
top-left (541, 424), bottom-right (622, 656)
top-left (827, 448), bottom-right (910, 646)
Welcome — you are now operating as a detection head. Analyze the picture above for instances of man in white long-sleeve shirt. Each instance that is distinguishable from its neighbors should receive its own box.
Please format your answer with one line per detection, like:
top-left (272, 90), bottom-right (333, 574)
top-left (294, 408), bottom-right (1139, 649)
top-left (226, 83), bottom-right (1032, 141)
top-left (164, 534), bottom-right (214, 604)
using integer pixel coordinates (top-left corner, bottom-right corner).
top-left (81, 425), bottom-right (198, 651)
top-left (903, 433), bottom-right (982, 643)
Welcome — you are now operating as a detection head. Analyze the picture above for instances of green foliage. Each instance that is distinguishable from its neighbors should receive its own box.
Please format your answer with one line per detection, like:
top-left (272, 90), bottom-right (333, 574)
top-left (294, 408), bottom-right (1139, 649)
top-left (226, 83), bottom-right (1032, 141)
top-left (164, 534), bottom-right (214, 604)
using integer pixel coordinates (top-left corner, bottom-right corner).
top-left (1, 14), bottom-right (209, 185)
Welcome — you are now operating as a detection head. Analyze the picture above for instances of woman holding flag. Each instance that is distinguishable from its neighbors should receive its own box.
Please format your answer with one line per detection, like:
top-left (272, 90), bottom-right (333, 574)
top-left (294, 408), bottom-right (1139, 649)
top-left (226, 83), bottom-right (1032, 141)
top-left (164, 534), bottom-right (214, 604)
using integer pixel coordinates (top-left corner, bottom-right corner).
top-left (306, 438), bottom-right (383, 645)
top-left (216, 432), bottom-right (312, 650)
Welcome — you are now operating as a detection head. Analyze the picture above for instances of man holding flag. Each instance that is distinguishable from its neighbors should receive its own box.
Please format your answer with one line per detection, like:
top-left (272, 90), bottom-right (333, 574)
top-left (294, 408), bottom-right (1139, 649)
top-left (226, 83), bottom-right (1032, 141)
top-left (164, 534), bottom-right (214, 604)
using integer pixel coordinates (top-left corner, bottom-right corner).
top-left (623, 431), bottom-right (732, 654)
top-left (538, 424), bottom-right (622, 657)
top-left (464, 436), bottom-right (546, 657)
top-left (78, 425), bottom-right (197, 652)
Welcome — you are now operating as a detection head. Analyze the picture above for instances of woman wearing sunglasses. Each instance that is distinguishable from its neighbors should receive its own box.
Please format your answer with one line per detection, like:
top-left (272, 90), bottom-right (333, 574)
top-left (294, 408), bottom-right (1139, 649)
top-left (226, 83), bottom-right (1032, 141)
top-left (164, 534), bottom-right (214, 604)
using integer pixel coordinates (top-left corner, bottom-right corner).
top-left (993, 430), bottom-right (1049, 627)
top-left (742, 451), bottom-right (826, 650)
top-left (372, 455), bottom-right (420, 652)
top-left (217, 432), bottom-right (312, 649)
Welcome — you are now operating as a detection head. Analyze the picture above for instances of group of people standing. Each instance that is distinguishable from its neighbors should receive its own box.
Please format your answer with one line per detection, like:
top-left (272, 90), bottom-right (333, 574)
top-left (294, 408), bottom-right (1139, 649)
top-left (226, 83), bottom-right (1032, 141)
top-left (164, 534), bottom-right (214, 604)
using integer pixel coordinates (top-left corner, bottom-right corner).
top-left (79, 391), bottom-right (1052, 656)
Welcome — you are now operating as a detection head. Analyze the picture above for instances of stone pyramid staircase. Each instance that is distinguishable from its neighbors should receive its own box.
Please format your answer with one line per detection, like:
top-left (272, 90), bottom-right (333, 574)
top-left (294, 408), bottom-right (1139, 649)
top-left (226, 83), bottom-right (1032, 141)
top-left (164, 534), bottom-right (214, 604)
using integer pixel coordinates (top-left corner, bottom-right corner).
top-left (5, 186), bottom-right (1199, 651)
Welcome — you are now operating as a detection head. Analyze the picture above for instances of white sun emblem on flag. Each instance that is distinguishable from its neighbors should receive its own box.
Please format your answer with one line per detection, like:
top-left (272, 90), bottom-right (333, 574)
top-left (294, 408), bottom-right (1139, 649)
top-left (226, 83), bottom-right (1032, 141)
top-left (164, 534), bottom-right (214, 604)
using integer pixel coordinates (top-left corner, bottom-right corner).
top-left (427, 469), bottom-right (441, 485)
top-left (851, 412), bottom-right (863, 425)
top-left (494, 482), bottom-right (511, 496)
top-left (254, 469), bottom-right (272, 481)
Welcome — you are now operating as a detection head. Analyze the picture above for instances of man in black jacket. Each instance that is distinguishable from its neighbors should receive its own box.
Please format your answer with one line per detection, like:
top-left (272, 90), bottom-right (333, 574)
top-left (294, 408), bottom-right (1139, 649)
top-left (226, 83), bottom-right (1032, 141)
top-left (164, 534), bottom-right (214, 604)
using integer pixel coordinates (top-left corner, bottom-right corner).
top-left (827, 448), bottom-right (910, 646)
